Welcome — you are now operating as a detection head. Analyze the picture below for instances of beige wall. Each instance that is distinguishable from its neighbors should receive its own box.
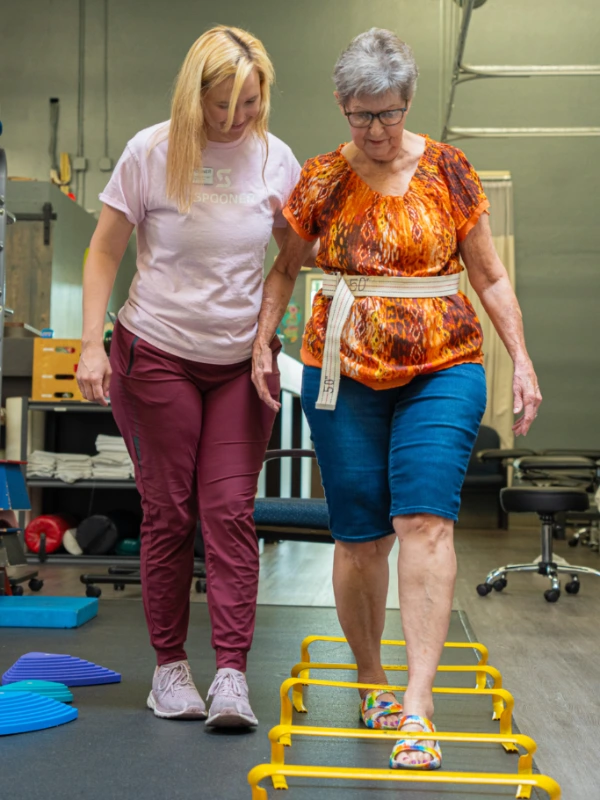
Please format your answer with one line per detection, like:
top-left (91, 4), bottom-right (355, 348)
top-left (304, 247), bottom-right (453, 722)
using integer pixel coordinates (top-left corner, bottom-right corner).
top-left (1, 0), bottom-right (599, 447)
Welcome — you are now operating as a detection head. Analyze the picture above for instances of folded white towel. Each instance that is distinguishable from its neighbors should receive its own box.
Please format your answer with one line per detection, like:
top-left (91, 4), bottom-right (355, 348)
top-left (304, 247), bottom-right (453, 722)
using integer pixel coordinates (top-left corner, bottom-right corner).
top-left (27, 451), bottom-right (57, 478)
top-left (28, 450), bottom-right (57, 465)
top-left (95, 434), bottom-right (128, 453)
top-left (92, 467), bottom-right (133, 480)
top-left (92, 453), bottom-right (133, 467)
top-left (55, 453), bottom-right (93, 465)
top-left (27, 467), bottom-right (56, 478)
top-left (55, 467), bottom-right (93, 484)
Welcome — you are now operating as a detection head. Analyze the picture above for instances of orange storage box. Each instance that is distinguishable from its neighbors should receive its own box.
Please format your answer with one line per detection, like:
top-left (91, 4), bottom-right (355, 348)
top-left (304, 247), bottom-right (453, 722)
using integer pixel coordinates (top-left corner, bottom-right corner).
top-left (32, 339), bottom-right (85, 402)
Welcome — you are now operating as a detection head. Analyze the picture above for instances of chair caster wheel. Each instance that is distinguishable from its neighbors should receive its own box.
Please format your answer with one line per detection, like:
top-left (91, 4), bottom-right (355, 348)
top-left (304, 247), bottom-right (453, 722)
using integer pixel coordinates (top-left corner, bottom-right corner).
top-left (567, 538), bottom-right (579, 548)
top-left (195, 579), bottom-right (207, 594)
top-left (544, 589), bottom-right (560, 603)
top-left (11, 585), bottom-right (24, 596)
top-left (476, 583), bottom-right (493, 596)
top-left (29, 578), bottom-right (44, 592)
top-left (86, 585), bottom-right (102, 598)
top-left (565, 581), bottom-right (580, 595)
top-left (492, 578), bottom-right (507, 592)
top-left (113, 584), bottom-right (126, 591)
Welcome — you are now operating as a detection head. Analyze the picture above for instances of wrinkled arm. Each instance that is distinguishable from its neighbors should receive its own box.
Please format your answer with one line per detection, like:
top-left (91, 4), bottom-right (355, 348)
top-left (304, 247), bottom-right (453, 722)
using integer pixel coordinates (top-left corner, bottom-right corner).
top-left (272, 224), bottom-right (319, 268)
top-left (252, 226), bottom-right (315, 410)
top-left (460, 213), bottom-right (542, 436)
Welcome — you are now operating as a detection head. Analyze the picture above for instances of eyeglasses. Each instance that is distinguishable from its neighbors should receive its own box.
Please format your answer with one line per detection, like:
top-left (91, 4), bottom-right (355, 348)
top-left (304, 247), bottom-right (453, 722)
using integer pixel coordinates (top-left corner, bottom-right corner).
top-left (344, 107), bottom-right (407, 128)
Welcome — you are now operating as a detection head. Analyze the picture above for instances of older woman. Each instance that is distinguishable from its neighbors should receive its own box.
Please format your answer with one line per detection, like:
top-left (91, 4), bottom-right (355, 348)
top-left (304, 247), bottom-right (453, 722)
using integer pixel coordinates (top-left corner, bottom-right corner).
top-left (253, 28), bottom-right (541, 769)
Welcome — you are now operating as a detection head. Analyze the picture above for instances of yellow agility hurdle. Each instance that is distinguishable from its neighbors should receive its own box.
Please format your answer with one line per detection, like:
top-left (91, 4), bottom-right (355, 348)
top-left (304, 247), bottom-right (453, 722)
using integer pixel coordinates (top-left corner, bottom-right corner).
top-left (290, 661), bottom-right (505, 719)
top-left (267, 724), bottom-right (538, 798)
top-left (247, 763), bottom-right (561, 800)
top-left (279, 677), bottom-right (519, 753)
top-left (300, 634), bottom-right (489, 669)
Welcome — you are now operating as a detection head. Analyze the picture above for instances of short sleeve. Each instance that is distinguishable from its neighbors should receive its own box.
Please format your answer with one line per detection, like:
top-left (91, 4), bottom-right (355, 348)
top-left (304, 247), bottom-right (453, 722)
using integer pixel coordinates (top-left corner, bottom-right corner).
top-left (282, 158), bottom-right (328, 242)
top-left (439, 147), bottom-right (489, 241)
top-left (273, 151), bottom-right (302, 228)
top-left (99, 143), bottom-right (146, 225)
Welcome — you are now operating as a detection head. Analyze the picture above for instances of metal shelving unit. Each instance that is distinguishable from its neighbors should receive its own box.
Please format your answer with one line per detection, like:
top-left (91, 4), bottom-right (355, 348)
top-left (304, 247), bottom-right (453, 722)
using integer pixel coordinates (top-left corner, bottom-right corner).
top-left (28, 401), bottom-right (115, 413)
top-left (441, 0), bottom-right (600, 141)
top-left (19, 398), bottom-right (135, 487)
top-left (28, 478), bottom-right (135, 489)
top-left (19, 397), bottom-right (140, 567)
top-left (0, 148), bottom-right (16, 401)
top-left (0, 148), bottom-right (42, 594)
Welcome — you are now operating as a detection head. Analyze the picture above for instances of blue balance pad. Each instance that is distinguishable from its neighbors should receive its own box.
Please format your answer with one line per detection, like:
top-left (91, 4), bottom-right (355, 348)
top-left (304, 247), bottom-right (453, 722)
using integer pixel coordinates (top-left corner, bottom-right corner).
top-left (0, 690), bottom-right (77, 735)
top-left (0, 596), bottom-right (98, 628)
top-left (0, 680), bottom-right (73, 703)
top-left (2, 653), bottom-right (121, 687)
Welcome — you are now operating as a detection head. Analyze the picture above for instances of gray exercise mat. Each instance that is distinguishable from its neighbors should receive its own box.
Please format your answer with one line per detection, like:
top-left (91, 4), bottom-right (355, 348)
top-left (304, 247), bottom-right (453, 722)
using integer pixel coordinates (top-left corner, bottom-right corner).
top-left (0, 603), bottom-right (543, 799)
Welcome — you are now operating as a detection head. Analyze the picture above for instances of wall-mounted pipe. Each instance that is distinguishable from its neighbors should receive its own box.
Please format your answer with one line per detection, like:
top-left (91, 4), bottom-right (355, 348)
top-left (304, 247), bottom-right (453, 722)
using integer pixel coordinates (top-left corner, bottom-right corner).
top-left (76, 0), bottom-right (86, 205)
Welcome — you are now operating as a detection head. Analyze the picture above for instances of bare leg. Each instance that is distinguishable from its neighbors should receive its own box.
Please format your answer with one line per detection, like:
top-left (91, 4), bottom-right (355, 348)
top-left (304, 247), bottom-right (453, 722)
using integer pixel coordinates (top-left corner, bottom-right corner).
top-left (332, 534), bottom-right (402, 725)
top-left (394, 513), bottom-right (456, 766)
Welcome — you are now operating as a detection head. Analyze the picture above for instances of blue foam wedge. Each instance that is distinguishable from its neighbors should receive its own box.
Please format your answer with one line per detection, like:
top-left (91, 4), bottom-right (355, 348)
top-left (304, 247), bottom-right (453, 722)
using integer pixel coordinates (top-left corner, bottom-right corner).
top-left (0, 690), bottom-right (77, 735)
top-left (0, 596), bottom-right (98, 628)
top-left (2, 653), bottom-right (121, 686)
top-left (0, 680), bottom-right (73, 703)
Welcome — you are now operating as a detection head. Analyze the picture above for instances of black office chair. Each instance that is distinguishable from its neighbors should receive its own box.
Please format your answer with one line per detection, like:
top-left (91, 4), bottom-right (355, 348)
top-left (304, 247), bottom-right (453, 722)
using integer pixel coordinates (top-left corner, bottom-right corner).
top-left (475, 444), bottom-right (536, 529)
top-left (254, 449), bottom-right (331, 543)
top-left (536, 451), bottom-right (600, 549)
top-left (476, 481), bottom-right (600, 602)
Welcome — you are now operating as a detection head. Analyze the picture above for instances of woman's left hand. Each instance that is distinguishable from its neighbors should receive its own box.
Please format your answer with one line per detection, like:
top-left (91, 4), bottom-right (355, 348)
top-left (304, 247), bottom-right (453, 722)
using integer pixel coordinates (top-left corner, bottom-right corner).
top-left (252, 339), bottom-right (282, 412)
top-left (512, 359), bottom-right (542, 436)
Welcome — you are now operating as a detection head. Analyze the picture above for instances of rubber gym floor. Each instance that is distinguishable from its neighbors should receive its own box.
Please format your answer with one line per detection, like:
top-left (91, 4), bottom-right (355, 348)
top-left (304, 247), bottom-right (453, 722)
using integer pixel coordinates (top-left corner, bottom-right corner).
top-left (1, 602), bottom-right (542, 800)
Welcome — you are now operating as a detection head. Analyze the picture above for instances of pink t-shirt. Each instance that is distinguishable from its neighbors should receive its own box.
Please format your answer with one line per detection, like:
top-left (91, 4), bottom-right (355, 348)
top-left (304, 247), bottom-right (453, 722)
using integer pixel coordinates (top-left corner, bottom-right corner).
top-left (99, 121), bottom-right (301, 363)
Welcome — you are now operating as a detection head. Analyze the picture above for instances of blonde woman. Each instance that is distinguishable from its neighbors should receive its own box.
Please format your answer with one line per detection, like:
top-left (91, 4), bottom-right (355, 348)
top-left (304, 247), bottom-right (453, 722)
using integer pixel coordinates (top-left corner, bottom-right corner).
top-left (77, 26), bottom-right (302, 728)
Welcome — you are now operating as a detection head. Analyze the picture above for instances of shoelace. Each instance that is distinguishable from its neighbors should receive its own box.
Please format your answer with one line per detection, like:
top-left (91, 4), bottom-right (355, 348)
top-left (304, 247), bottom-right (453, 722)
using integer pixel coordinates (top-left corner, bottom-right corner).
top-left (207, 669), bottom-right (246, 701)
top-left (157, 662), bottom-right (195, 696)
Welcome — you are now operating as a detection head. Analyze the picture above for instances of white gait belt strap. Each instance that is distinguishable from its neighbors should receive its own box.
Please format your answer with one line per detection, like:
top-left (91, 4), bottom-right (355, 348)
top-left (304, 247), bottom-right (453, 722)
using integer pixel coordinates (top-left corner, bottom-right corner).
top-left (316, 272), bottom-right (461, 411)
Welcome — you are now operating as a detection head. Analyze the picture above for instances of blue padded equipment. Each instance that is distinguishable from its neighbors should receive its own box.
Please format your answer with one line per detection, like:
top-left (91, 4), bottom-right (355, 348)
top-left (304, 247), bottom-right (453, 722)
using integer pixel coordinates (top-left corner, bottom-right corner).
top-left (0, 690), bottom-right (77, 735)
top-left (2, 653), bottom-right (121, 686)
top-left (0, 680), bottom-right (73, 703)
top-left (0, 596), bottom-right (98, 629)
top-left (254, 497), bottom-right (330, 530)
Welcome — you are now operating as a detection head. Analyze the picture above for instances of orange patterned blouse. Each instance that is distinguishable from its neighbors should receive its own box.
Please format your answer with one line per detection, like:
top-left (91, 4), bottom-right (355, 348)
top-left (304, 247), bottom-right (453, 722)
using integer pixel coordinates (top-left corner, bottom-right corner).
top-left (282, 135), bottom-right (490, 389)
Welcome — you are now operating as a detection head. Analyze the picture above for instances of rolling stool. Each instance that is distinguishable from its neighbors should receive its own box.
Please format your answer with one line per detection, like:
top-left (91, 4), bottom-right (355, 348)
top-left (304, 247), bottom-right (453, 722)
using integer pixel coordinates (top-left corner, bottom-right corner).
top-left (514, 455), bottom-right (596, 489)
top-left (537, 452), bottom-right (600, 549)
top-left (514, 456), bottom-right (597, 545)
top-left (476, 485), bottom-right (600, 602)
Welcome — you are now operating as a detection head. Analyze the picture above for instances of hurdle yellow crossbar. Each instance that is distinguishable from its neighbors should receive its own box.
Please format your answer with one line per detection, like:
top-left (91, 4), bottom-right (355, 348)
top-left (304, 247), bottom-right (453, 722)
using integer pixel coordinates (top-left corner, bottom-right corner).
top-left (247, 763), bottom-right (561, 800)
top-left (300, 635), bottom-right (489, 667)
top-left (279, 677), bottom-right (517, 753)
top-left (291, 662), bottom-right (504, 719)
top-left (267, 724), bottom-right (537, 796)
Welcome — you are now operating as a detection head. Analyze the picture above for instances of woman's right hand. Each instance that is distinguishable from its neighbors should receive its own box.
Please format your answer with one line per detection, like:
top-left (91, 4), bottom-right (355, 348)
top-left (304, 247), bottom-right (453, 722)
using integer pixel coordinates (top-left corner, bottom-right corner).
top-left (77, 343), bottom-right (112, 406)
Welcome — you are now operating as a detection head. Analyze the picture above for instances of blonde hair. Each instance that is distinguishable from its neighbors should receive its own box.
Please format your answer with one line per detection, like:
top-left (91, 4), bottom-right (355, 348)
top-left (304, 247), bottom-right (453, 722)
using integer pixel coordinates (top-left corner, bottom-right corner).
top-left (163, 26), bottom-right (274, 213)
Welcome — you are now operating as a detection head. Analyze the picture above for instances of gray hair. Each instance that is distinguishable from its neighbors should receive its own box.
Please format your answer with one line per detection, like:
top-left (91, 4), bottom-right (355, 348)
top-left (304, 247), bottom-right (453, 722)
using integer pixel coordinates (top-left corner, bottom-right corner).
top-left (333, 28), bottom-right (418, 105)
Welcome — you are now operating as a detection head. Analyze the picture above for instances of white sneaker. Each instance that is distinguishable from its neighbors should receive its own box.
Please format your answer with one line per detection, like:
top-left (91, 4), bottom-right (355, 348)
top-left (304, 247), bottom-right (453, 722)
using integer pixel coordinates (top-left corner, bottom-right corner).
top-left (147, 660), bottom-right (207, 719)
top-left (205, 668), bottom-right (258, 728)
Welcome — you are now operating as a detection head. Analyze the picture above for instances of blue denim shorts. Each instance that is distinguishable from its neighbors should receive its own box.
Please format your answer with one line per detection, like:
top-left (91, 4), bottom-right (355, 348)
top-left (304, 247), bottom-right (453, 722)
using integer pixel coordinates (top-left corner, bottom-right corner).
top-left (301, 364), bottom-right (487, 542)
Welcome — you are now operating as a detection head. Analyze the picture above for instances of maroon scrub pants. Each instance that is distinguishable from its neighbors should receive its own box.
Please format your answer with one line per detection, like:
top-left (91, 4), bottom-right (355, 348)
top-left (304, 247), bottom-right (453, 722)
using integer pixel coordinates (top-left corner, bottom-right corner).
top-left (109, 321), bottom-right (280, 671)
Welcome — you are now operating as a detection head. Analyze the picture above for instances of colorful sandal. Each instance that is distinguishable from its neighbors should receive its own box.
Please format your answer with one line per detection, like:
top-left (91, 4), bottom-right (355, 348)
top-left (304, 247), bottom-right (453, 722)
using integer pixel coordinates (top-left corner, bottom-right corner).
top-left (390, 714), bottom-right (442, 770)
top-left (359, 689), bottom-right (403, 730)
